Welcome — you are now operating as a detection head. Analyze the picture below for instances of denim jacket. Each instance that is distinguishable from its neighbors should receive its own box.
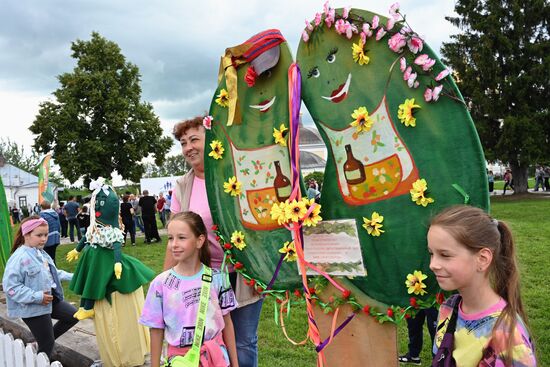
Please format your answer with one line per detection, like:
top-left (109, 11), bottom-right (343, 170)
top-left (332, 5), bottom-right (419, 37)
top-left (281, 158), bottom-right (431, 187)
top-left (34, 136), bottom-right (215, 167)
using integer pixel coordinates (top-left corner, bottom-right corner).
top-left (2, 245), bottom-right (66, 318)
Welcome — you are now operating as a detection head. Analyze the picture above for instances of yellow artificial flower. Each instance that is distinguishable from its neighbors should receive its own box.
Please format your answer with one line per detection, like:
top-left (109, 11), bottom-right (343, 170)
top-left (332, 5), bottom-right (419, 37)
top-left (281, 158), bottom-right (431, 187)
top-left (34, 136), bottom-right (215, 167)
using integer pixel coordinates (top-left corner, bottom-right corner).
top-left (409, 179), bottom-right (435, 207)
top-left (273, 124), bottom-right (289, 147)
top-left (405, 270), bottom-right (428, 296)
top-left (270, 201), bottom-right (288, 225)
top-left (215, 88), bottom-right (229, 108)
top-left (231, 231), bottom-right (246, 250)
top-left (223, 176), bottom-right (242, 197)
top-left (398, 98), bottom-right (421, 127)
top-left (352, 40), bottom-right (370, 65)
top-left (362, 211), bottom-right (385, 236)
top-left (284, 199), bottom-right (307, 223)
top-left (301, 198), bottom-right (322, 227)
top-left (208, 140), bottom-right (225, 160)
top-left (279, 241), bottom-right (297, 262)
top-left (350, 106), bottom-right (374, 134)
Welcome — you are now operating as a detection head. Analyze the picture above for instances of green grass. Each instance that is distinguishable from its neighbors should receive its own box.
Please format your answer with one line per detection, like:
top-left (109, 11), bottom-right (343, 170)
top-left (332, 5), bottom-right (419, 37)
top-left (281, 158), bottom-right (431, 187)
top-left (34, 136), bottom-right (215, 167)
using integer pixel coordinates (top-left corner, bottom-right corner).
top-left (30, 197), bottom-right (550, 365)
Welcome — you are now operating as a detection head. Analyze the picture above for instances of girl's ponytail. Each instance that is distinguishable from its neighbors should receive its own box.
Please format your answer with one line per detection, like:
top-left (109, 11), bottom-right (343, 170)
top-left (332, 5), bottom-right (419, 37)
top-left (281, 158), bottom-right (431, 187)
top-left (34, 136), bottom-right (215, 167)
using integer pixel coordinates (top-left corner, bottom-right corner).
top-left (493, 220), bottom-right (528, 366)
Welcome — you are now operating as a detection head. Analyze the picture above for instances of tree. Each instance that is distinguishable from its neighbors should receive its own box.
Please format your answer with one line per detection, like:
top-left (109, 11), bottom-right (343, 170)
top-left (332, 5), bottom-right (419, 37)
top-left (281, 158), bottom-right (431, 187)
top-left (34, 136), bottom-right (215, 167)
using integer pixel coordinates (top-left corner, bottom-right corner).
top-left (142, 154), bottom-right (188, 178)
top-left (441, 0), bottom-right (550, 193)
top-left (30, 32), bottom-right (172, 185)
top-left (0, 138), bottom-right (41, 174)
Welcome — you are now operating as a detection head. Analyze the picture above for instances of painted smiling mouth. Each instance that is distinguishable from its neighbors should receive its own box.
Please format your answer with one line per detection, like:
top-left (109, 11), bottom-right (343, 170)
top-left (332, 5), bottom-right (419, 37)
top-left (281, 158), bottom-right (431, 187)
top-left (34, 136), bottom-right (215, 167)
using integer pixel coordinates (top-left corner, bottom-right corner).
top-left (321, 73), bottom-right (352, 103)
top-left (249, 96), bottom-right (276, 112)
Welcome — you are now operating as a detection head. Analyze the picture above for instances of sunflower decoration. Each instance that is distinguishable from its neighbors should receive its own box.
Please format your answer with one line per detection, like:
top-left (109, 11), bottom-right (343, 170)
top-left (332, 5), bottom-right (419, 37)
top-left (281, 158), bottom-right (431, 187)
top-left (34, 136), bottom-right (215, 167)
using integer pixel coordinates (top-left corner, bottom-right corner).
top-left (223, 176), bottom-right (242, 197)
top-left (215, 88), bottom-right (229, 108)
top-left (270, 201), bottom-right (288, 225)
top-left (273, 123), bottom-right (289, 147)
top-left (284, 199), bottom-right (307, 223)
top-left (350, 106), bottom-right (374, 134)
top-left (405, 270), bottom-right (428, 296)
top-left (362, 211), bottom-right (385, 236)
top-left (230, 231), bottom-right (246, 250)
top-left (208, 140), bottom-right (225, 160)
top-left (279, 241), bottom-right (297, 262)
top-left (351, 40), bottom-right (370, 65)
top-left (397, 98), bottom-right (421, 127)
top-left (410, 178), bottom-right (434, 207)
top-left (301, 198), bottom-right (322, 227)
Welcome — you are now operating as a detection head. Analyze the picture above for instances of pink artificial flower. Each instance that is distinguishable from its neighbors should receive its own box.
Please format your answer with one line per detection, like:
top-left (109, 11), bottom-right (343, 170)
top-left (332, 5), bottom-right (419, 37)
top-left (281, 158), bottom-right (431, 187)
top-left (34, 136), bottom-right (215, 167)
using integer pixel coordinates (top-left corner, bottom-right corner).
top-left (362, 23), bottom-right (373, 38)
top-left (387, 17), bottom-right (395, 31)
top-left (325, 8), bottom-right (336, 28)
top-left (400, 57), bottom-right (407, 72)
top-left (388, 32), bottom-right (406, 53)
top-left (314, 12), bottom-right (322, 26)
top-left (403, 66), bottom-right (412, 81)
top-left (413, 81), bottom-right (419, 88)
top-left (407, 36), bottom-right (423, 54)
top-left (432, 85), bottom-right (443, 101)
top-left (360, 32), bottom-right (367, 44)
top-left (302, 30), bottom-right (310, 42)
top-left (323, 1), bottom-right (330, 14)
top-left (372, 15), bottom-right (380, 29)
top-left (435, 68), bottom-right (450, 81)
top-left (414, 54), bottom-right (429, 65)
top-left (342, 6), bottom-right (351, 19)
top-left (376, 27), bottom-right (387, 41)
top-left (389, 2), bottom-right (400, 20)
top-left (305, 19), bottom-right (314, 31)
top-left (407, 72), bottom-right (417, 88)
top-left (422, 58), bottom-right (436, 71)
top-left (424, 87), bottom-right (433, 102)
top-left (203, 116), bottom-right (213, 130)
top-left (335, 19), bottom-right (346, 34)
top-left (346, 23), bottom-right (358, 39)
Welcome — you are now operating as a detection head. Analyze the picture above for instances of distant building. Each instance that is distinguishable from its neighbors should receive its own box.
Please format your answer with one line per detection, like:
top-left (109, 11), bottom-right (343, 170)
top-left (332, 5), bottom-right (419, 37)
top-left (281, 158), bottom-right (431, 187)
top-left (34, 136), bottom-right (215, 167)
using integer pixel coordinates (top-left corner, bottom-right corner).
top-left (299, 122), bottom-right (326, 175)
top-left (0, 157), bottom-right (56, 211)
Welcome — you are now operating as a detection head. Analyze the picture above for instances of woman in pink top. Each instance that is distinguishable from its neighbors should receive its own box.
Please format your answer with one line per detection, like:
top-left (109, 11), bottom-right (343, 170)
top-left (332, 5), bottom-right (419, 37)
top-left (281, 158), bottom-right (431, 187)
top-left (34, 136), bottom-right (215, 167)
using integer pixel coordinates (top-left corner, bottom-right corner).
top-left (164, 116), bottom-right (263, 367)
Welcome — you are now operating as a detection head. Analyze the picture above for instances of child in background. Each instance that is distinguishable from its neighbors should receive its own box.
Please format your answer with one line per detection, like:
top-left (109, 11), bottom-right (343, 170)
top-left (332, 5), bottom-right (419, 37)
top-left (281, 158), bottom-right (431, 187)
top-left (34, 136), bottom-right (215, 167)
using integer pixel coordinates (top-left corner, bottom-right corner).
top-left (76, 205), bottom-right (90, 237)
top-left (140, 211), bottom-right (239, 367)
top-left (428, 205), bottom-right (536, 366)
top-left (2, 216), bottom-right (78, 359)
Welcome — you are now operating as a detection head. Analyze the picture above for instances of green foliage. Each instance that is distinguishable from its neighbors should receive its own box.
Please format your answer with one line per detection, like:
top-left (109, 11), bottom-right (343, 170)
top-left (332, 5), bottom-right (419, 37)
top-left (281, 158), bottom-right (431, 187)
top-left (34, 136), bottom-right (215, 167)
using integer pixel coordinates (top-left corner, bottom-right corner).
top-left (0, 138), bottom-right (41, 174)
top-left (29, 32), bottom-right (173, 186)
top-left (441, 0), bottom-right (550, 192)
top-left (303, 171), bottom-right (324, 188)
top-left (143, 154), bottom-right (188, 178)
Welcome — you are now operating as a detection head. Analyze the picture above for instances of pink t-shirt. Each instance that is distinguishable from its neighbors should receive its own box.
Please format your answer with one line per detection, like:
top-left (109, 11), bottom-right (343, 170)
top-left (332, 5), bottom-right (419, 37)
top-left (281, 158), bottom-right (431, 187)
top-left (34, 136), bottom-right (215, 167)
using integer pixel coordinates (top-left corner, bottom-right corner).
top-left (139, 266), bottom-right (237, 350)
top-left (172, 176), bottom-right (225, 269)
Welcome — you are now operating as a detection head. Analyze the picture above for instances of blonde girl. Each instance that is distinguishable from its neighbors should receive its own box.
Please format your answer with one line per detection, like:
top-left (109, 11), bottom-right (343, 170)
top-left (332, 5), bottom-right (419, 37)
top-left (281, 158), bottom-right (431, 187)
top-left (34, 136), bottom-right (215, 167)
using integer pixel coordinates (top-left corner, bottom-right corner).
top-left (2, 216), bottom-right (78, 359)
top-left (140, 211), bottom-right (239, 367)
top-left (428, 205), bottom-right (536, 366)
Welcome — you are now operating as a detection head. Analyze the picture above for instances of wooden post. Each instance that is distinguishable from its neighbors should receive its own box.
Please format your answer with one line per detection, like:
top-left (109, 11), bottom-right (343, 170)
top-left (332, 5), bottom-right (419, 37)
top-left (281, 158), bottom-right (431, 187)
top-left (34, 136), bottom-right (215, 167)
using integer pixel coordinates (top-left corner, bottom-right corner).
top-left (315, 281), bottom-right (397, 367)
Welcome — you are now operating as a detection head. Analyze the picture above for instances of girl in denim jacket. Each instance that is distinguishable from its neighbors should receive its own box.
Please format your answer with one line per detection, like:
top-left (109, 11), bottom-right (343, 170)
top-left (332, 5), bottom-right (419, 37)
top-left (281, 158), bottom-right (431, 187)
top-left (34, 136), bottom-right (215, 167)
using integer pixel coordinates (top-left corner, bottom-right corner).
top-left (2, 216), bottom-right (78, 360)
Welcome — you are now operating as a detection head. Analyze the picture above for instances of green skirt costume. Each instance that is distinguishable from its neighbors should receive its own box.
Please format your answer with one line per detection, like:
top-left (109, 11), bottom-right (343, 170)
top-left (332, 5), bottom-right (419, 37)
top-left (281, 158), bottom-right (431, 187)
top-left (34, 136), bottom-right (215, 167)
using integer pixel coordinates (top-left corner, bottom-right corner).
top-left (70, 245), bottom-right (155, 301)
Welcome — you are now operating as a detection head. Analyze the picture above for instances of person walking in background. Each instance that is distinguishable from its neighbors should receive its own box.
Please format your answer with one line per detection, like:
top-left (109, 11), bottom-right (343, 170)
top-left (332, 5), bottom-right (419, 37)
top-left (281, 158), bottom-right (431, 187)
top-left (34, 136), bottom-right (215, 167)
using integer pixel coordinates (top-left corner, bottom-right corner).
top-left (11, 206), bottom-right (20, 224)
top-left (76, 206), bottom-right (90, 237)
top-left (544, 166), bottom-right (550, 192)
top-left (39, 200), bottom-right (61, 264)
top-left (56, 202), bottom-right (68, 238)
top-left (534, 166), bottom-right (545, 191)
top-left (63, 196), bottom-right (81, 242)
top-left (120, 195), bottom-right (136, 246)
top-left (487, 170), bottom-right (494, 195)
top-left (130, 194), bottom-right (145, 233)
top-left (502, 169), bottom-right (514, 195)
top-left (163, 190), bottom-right (172, 223)
top-left (156, 192), bottom-right (166, 228)
top-left (398, 307), bottom-right (438, 365)
top-left (139, 190), bottom-right (161, 244)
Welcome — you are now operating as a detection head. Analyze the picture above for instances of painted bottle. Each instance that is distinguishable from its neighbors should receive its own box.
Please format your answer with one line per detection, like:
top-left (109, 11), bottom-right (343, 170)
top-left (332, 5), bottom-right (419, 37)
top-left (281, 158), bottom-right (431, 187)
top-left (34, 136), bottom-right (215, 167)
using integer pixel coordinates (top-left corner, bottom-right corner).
top-left (344, 144), bottom-right (366, 185)
top-left (273, 160), bottom-right (291, 202)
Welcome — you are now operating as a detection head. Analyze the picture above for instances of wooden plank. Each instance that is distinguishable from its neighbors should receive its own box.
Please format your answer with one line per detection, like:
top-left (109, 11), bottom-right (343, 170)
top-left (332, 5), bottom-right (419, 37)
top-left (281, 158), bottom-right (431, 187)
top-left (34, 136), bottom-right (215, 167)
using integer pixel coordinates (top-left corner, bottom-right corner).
top-left (314, 282), bottom-right (397, 367)
top-left (25, 345), bottom-right (36, 367)
top-left (13, 338), bottom-right (24, 366)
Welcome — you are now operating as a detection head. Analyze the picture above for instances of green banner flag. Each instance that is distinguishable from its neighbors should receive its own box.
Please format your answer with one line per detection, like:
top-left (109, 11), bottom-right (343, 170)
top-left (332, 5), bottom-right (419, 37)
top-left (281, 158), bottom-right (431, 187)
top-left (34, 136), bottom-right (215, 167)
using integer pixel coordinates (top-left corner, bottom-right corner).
top-left (0, 175), bottom-right (13, 268)
top-left (38, 153), bottom-right (54, 203)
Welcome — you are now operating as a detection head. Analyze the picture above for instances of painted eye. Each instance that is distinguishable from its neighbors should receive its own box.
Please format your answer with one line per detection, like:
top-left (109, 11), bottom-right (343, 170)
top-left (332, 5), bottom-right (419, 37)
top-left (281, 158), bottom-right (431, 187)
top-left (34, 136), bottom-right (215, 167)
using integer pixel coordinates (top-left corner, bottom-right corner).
top-left (265, 70), bottom-right (272, 78)
top-left (307, 67), bottom-right (320, 79)
top-left (100, 200), bottom-right (105, 206)
top-left (327, 54), bottom-right (336, 63)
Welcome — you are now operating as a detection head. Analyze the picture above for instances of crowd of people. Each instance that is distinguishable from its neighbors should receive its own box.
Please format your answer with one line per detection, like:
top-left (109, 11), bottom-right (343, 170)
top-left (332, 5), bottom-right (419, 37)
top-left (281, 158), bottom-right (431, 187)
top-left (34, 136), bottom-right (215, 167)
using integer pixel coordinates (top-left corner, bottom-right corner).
top-left (1, 116), bottom-right (538, 367)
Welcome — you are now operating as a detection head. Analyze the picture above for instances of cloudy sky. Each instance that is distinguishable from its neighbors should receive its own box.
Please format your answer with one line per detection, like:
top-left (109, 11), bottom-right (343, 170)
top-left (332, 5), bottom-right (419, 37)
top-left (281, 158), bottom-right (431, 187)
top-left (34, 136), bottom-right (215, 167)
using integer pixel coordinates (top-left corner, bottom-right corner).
top-left (0, 0), bottom-right (458, 158)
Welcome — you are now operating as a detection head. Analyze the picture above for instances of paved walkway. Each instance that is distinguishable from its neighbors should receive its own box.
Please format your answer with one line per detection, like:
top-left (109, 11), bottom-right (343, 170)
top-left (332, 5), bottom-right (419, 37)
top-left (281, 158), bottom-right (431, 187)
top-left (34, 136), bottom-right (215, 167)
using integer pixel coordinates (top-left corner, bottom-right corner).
top-left (491, 188), bottom-right (550, 197)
